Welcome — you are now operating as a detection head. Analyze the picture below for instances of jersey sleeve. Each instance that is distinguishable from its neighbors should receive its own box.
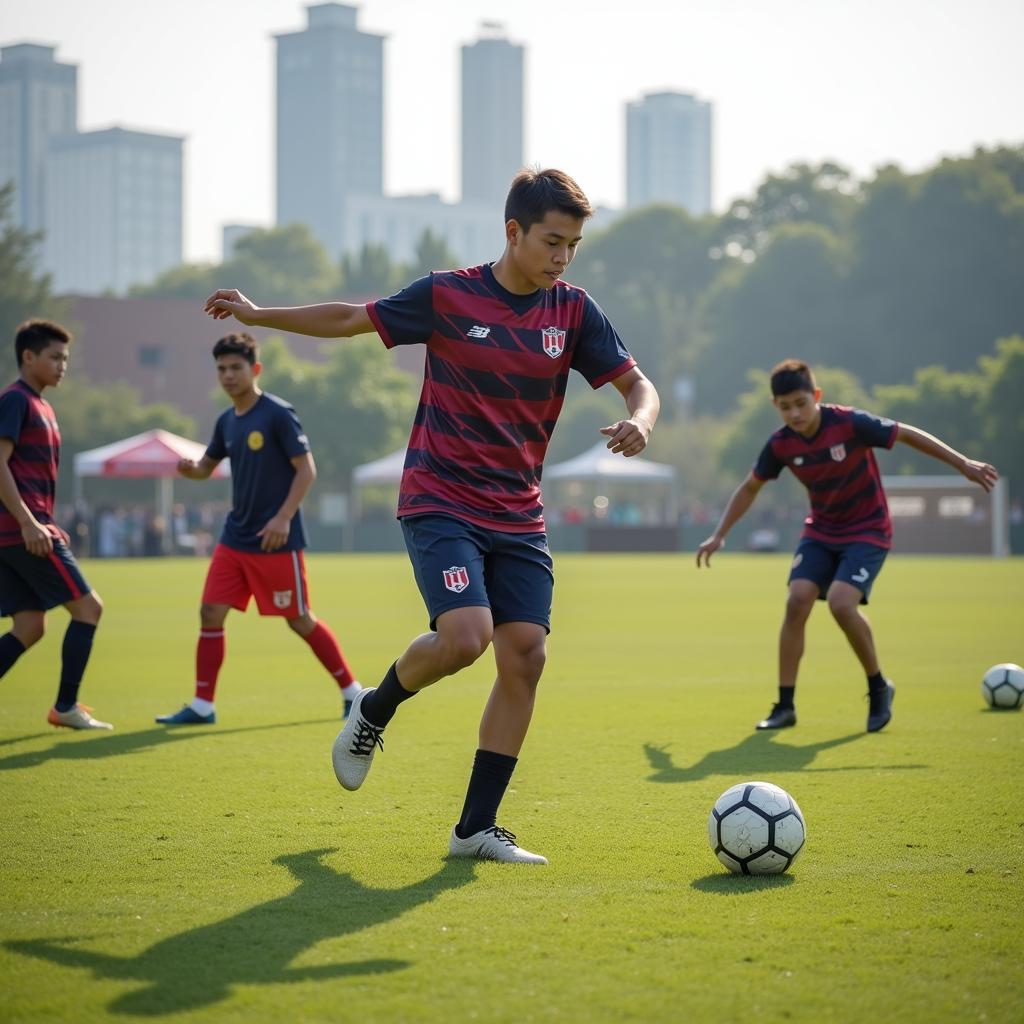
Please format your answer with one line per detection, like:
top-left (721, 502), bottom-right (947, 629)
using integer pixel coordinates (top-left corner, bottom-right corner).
top-left (571, 294), bottom-right (637, 389)
top-left (275, 403), bottom-right (313, 460)
top-left (205, 414), bottom-right (227, 462)
top-left (366, 275), bottom-right (434, 349)
top-left (753, 439), bottom-right (784, 481)
top-left (851, 409), bottom-right (898, 449)
top-left (0, 389), bottom-right (28, 444)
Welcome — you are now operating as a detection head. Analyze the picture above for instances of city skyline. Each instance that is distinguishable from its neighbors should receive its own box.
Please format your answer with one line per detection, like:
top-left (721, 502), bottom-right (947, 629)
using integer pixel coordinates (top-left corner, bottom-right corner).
top-left (1, 0), bottom-right (1021, 263)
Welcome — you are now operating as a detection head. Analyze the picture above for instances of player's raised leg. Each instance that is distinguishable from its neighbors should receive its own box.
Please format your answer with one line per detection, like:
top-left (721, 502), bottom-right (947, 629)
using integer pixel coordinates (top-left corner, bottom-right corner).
top-left (48, 590), bottom-right (111, 730)
top-left (449, 620), bottom-right (548, 865)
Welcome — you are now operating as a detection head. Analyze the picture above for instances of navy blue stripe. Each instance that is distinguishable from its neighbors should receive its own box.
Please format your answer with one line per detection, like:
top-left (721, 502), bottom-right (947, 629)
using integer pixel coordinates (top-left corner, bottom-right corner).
top-left (417, 404), bottom-right (555, 448)
top-left (415, 450), bottom-right (538, 493)
top-left (805, 455), bottom-right (871, 493)
top-left (401, 492), bottom-right (540, 525)
top-left (427, 353), bottom-right (569, 403)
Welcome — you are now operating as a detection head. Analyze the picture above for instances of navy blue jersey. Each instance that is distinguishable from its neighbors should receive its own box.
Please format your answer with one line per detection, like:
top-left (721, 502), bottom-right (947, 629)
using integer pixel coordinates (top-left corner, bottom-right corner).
top-left (206, 392), bottom-right (311, 552)
top-left (367, 263), bottom-right (635, 532)
top-left (753, 404), bottom-right (898, 548)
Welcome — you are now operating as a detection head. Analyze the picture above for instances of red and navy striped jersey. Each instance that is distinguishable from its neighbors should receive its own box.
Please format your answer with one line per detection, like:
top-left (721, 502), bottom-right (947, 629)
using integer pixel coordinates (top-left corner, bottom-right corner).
top-left (753, 404), bottom-right (899, 548)
top-left (0, 379), bottom-right (62, 547)
top-left (367, 264), bottom-right (636, 532)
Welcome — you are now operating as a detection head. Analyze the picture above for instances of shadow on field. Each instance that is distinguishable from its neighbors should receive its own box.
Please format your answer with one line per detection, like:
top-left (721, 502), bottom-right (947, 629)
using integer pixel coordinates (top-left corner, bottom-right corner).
top-left (5, 847), bottom-right (477, 1016)
top-left (643, 730), bottom-right (927, 782)
top-left (0, 718), bottom-right (338, 772)
top-left (690, 872), bottom-right (796, 895)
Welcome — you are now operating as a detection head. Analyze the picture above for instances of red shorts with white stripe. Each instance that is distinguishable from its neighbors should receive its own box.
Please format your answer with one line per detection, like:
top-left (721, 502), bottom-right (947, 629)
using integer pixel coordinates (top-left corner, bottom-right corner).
top-left (201, 543), bottom-right (310, 618)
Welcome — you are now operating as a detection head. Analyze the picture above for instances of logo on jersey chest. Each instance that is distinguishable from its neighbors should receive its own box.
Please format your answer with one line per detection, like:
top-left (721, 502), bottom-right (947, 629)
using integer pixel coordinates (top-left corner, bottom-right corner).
top-left (540, 326), bottom-right (566, 359)
top-left (467, 324), bottom-right (491, 339)
top-left (248, 430), bottom-right (264, 451)
top-left (829, 444), bottom-right (847, 462)
top-left (442, 565), bottom-right (470, 593)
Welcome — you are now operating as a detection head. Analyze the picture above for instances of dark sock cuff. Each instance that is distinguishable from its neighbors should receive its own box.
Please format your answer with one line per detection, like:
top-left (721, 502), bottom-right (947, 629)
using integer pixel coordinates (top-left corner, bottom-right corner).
top-left (474, 748), bottom-right (518, 774)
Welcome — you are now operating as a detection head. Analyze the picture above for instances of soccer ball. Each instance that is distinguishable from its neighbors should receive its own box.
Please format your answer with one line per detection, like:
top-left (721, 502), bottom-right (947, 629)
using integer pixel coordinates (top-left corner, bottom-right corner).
top-left (708, 781), bottom-right (806, 875)
top-left (981, 663), bottom-right (1024, 709)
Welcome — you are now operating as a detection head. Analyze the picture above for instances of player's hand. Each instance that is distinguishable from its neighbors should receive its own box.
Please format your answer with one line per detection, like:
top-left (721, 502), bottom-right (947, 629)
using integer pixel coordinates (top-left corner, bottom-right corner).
top-left (258, 514), bottom-right (291, 552)
top-left (960, 459), bottom-right (999, 493)
top-left (696, 535), bottom-right (724, 568)
top-left (203, 288), bottom-right (260, 325)
top-left (21, 517), bottom-right (54, 557)
top-left (600, 416), bottom-right (651, 457)
top-left (177, 458), bottom-right (200, 479)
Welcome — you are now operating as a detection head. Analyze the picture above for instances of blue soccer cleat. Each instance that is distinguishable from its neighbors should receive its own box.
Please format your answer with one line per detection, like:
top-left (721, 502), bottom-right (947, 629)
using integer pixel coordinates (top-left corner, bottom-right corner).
top-left (155, 704), bottom-right (216, 726)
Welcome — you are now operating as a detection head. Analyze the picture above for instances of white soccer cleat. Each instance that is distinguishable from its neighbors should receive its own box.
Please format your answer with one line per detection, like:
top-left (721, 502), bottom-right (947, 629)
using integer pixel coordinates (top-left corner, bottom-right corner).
top-left (331, 687), bottom-right (383, 791)
top-left (448, 825), bottom-right (548, 865)
top-left (47, 703), bottom-right (113, 731)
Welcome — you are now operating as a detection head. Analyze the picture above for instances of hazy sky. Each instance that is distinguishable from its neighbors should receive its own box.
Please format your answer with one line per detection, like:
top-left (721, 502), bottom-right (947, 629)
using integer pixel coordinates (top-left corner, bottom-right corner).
top-left (2, 0), bottom-right (1022, 262)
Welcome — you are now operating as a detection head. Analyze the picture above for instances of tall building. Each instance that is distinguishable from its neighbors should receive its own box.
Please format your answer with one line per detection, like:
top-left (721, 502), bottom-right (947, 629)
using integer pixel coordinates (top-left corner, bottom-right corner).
top-left (275, 3), bottom-right (384, 260)
top-left (460, 25), bottom-right (524, 205)
top-left (626, 91), bottom-right (712, 215)
top-left (44, 127), bottom-right (183, 294)
top-left (0, 43), bottom-right (77, 232)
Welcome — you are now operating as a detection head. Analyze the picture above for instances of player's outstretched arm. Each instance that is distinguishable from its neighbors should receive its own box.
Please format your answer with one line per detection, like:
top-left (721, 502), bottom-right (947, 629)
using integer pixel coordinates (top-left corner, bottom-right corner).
top-left (203, 289), bottom-right (375, 339)
top-left (601, 368), bottom-right (660, 456)
top-left (696, 474), bottom-right (764, 568)
top-left (0, 439), bottom-right (52, 556)
top-left (895, 424), bottom-right (999, 492)
top-left (176, 455), bottom-right (220, 481)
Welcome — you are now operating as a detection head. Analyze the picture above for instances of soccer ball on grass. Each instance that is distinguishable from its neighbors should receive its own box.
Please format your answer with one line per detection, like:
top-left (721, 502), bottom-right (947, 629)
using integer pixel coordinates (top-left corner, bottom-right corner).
top-left (981, 663), bottom-right (1024, 709)
top-left (708, 780), bottom-right (806, 875)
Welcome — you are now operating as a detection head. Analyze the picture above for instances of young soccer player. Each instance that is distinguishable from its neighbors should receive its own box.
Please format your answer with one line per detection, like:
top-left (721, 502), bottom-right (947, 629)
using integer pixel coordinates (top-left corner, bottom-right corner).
top-left (696, 359), bottom-right (999, 733)
top-left (155, 333), bottom-right (361, 725)
top-left (0, 320), bottom-right (110, 730)
top-left (204, 168), bottom-right (660, 863)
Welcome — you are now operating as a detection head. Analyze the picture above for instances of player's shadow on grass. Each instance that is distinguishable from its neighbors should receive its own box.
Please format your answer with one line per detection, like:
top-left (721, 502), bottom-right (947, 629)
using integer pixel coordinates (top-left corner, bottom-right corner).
top-left (644, 730), bottom-right (927, 783)
top-left (6, 847), bottom-right (477, 1016)
top-left (0, 718), bottom-right (339, 773)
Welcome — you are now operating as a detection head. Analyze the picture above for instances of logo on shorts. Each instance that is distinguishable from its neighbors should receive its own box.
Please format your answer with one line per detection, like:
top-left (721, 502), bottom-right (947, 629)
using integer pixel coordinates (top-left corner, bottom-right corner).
top-left (442, 566), bottom-right (470, 593)
top-left (541, 326), bottom-right (566, 359)
top-left (273, 589), bottom-right (293, 609)
top-left (829, 444), bottom-right (847, 462)
top-left (851, 567), bottom-right (870, 584)
top-left (792, 553), bottom-right (803, 569)
top-left (248, 431), bottom-right (265, 451)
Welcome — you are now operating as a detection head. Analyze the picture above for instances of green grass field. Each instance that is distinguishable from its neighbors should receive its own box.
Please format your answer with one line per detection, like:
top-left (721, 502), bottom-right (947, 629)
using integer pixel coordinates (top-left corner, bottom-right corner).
top-left (1, 553), bottom-right (1022, 1023)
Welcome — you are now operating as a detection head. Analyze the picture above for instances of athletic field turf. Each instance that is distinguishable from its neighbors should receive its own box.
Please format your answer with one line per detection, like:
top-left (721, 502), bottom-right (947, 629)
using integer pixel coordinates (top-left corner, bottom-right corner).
top-left (1, 553), bottom-right (1021, 1023)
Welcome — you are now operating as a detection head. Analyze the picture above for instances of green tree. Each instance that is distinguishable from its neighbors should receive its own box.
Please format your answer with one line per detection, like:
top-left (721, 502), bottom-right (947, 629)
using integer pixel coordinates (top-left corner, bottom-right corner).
top-left (0, 182), bottom-right (68, 351)
top-left (340, 242), bottom-right (399, 300)
top-left (402, 228), bottom-right (461, 281)
top-left (979, 335), bottom-right (1024, 499)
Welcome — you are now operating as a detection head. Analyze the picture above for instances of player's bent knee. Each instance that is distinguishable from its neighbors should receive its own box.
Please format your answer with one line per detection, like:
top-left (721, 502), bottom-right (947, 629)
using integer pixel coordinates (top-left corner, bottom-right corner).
top-left (69, 591), bottom-right (103, 625)
top-left (14, 615), bottom-right (46, 647)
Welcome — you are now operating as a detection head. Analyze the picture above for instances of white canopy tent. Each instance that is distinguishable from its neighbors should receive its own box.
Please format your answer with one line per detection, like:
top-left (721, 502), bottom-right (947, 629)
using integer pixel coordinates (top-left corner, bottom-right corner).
top-left (350, 447), bottom-right (407, 520)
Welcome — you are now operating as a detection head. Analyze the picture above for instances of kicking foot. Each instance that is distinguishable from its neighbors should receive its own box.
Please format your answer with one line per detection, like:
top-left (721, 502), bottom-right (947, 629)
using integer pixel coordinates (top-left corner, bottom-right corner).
top-left (48, 703), bottom-right (113, 730)
top-left (756, 703), bottom-right (797, 730)
top-left (332, 688), bottom-right (383, 791)
top-left (155, 705), bottom-right (216, 726)
top-left (867, 680), bottom-right (895, 733)
top-left (448, 825), bottom-right (548, 865)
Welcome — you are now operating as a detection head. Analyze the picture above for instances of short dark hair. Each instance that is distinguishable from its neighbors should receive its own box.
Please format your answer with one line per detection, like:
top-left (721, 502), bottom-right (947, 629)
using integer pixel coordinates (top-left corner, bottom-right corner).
top-left (770, 359), bottom-right (817, 397)
top-left (504, 168), bottom-right (594, 232)
top-left (212, 332), bottom-right (258, 365)
top-left (15, 319), bottom-right (71, 366)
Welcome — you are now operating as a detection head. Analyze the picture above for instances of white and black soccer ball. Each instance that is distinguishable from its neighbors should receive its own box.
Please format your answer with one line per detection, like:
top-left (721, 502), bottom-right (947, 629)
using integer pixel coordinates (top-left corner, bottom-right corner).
top-left (708, 780), bottom-right (806, 875)
top-left (981, 663), bottom-right (1024, 710)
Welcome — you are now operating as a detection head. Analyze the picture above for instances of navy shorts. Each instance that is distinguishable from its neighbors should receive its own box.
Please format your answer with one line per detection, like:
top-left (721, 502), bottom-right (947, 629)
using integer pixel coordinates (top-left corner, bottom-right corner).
top-left (788, 538), bottom-right (888, 605)
top-left (0, 541), bottom-right (91, 616)
top-left (400, 513), bottom-right (554, 632)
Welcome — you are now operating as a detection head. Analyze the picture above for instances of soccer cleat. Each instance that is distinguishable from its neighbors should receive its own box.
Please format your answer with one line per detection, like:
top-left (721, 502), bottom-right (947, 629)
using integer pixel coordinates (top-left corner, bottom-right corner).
top-left (155, 705), bottom-right (216, 726)
top-left (755, 703), bottom-right (797, 730)
top-left (331, 687), bottom-right (383, 791)
top-left (867, 680), bottom-right (895, 733)
top-left (448, 825), bottom-right (548, 865)
top-left (47, 703), bottom-right (113, 731)
top-left (342, 698), bottom-right (354, 720)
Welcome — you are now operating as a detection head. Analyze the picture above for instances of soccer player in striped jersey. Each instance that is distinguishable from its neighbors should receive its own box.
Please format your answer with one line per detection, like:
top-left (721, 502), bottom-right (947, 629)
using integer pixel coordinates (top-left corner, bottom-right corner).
top-left (0, 319), bottom-right (110, 730)
top-left (696, 359), bottom-right (998, 733)
top-left (203, 168), bottom-right (660, 863)
top-left (155, 332), bottom-right (361, 725)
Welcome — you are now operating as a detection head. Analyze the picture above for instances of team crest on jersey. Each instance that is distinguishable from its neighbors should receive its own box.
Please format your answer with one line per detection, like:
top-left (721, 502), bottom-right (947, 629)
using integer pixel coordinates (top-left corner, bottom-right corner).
top-left (829, 444), bottom-right (847, 462)
top-left (540, 326), bottom-right (566, 359)
top-left (442, 566), bottom-right (470, 593)
top-left (248, 431), bottom-right (264, 451)
top-left (272, 589), bottom-right (293, 609)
